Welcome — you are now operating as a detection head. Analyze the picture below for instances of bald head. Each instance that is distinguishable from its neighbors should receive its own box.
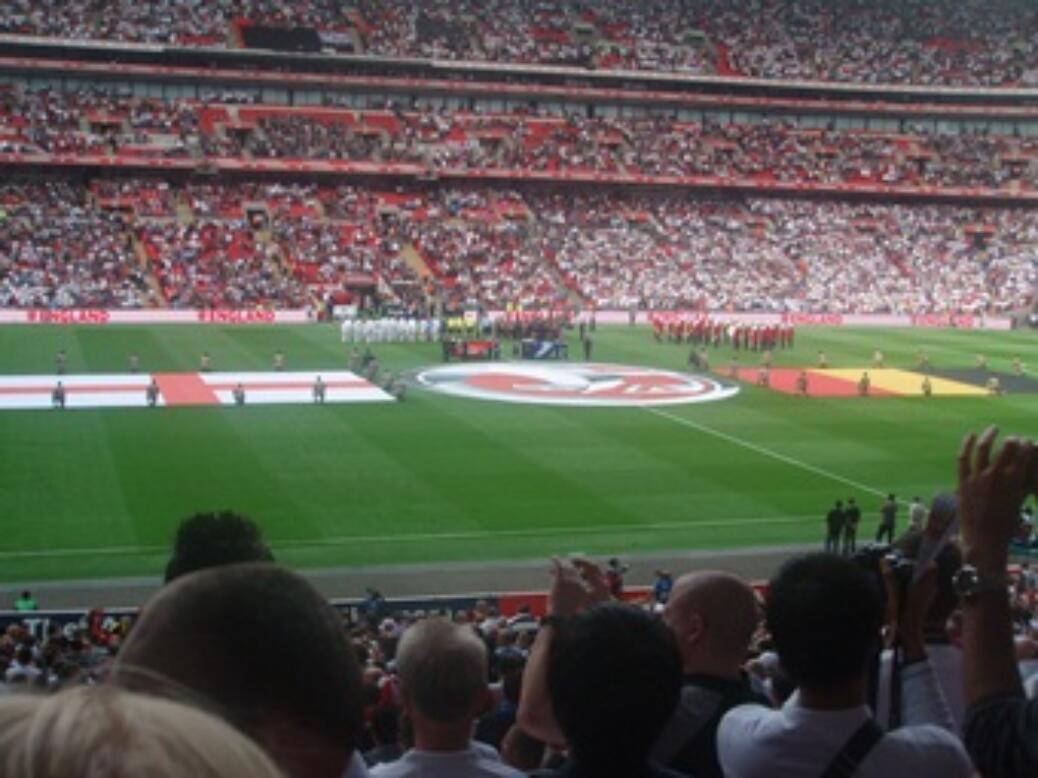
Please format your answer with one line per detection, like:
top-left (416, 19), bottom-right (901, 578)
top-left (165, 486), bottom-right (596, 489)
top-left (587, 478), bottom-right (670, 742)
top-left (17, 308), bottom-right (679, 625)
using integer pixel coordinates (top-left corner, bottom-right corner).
top-left (663, 572), bottom-right (759, 675)
top-left (112, 563), bottom-right (363, 778)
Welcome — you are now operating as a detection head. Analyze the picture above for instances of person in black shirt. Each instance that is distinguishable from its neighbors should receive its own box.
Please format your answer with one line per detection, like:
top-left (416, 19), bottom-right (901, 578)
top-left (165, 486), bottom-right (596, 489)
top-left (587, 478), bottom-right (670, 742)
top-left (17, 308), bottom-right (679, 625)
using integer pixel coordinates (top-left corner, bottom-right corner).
top-left (877, 494), bottom-right (898, 544)
top-left (650, 571), bottom-right (767, 778)
top-left (842, 498), bottom-right (861, 555)
top-left (825, 500), bottom-right (845, 553)
top-left (52, 381), bottom-right (66, 409)
top-left (146, 379), bottom-right (160, 408)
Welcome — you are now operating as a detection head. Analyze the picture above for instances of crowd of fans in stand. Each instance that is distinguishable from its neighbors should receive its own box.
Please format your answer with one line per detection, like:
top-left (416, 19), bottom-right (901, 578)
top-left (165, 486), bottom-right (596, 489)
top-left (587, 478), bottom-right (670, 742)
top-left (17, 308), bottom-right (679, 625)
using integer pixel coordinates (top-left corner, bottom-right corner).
top-left (4, 431), bottom-right (1038, 777)
top-left (0, 181), bottom-right (156, 309)
top-left (521, 191), bottom-right (1037, 314)
top-left (5, 89), bottom-right (1038, 191)
top-left (137, 221), bottom-right (309, 309)
top-left (1, 179), bottom-right (1035, 314)
top-left (0, 87), bottom-right (199, 157)
top-left (2, 0), bottom-right (1038, 86)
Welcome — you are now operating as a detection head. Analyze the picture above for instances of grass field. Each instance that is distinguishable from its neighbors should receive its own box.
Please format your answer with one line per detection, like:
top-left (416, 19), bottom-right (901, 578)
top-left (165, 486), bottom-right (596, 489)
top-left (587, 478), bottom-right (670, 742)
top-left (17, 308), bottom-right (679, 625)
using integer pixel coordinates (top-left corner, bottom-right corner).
top-left (0, 323), bottom-right (1035, 584)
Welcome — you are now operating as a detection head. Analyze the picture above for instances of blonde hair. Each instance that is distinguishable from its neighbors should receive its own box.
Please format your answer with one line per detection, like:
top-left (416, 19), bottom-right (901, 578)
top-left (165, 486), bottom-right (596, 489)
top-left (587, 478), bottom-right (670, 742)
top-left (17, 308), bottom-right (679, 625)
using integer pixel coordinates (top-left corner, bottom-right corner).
top-left (0, 685), bottom-right (284, 778)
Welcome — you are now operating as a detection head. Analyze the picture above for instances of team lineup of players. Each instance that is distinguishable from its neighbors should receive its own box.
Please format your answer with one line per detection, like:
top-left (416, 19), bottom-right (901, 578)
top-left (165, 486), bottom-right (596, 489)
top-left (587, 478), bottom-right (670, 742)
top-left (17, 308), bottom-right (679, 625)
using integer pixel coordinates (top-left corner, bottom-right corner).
top-left (648, 317), bottom-right (1024, 397)
top-left (651, 315), bottom-right (796, 351)
top-left (340, 317), bottom-right (442, 344)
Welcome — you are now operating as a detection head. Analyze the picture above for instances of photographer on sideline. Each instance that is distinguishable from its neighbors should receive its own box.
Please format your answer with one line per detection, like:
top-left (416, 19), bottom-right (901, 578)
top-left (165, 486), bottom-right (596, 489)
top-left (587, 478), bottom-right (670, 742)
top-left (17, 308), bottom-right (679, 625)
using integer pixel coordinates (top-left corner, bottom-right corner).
top-left (958, 428), bottom-right (1038, 777)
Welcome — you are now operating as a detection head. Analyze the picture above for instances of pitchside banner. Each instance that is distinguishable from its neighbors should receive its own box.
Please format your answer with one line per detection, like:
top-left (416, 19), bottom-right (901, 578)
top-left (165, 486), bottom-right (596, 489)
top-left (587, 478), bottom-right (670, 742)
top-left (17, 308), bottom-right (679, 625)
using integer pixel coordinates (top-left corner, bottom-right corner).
top-left (489, 310), bottom-right (1013, 330)
top-left (0, 309), bottom-right (1012, 330)
top-left (0, 310), bottom-right (312, 325)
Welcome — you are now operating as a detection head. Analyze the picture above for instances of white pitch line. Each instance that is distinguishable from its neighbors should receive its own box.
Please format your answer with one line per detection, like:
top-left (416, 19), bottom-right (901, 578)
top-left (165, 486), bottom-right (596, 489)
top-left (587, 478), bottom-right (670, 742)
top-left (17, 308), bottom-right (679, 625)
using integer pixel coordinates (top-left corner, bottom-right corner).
top-left (0, 514), bottom-right (820, 560)
top-left (646, 407), bottom-right (888, 499)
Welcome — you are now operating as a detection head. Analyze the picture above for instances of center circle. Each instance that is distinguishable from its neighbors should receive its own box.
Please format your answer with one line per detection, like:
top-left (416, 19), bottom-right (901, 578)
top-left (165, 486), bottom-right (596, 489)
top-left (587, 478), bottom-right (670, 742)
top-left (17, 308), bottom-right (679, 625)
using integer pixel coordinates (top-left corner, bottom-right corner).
top-left (416, 362), bottom-right (740, 407)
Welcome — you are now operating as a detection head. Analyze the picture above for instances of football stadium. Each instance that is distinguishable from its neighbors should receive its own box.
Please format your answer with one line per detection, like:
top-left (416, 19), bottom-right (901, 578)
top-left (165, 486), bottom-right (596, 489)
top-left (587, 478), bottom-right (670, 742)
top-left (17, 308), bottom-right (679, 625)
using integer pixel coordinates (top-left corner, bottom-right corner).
top-left (0, 1), bottom-right (1037, 775)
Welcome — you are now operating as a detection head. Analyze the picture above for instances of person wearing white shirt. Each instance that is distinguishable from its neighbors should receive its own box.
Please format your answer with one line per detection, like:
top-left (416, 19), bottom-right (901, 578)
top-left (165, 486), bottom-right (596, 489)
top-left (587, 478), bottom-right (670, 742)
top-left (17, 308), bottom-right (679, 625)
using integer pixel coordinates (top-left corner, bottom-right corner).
top-left (718, 553), bottom-right (972, 778)
top-left (908, 497), bottom-right (927, 532)
top-left (370, 619), bottom-right (523, 778)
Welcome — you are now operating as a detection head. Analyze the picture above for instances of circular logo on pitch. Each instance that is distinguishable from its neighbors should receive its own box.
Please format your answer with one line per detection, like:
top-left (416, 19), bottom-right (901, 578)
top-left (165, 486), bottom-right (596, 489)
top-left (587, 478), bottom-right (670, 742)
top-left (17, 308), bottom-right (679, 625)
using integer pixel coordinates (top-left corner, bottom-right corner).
top-left (416, 363), bottom-right (739, 407)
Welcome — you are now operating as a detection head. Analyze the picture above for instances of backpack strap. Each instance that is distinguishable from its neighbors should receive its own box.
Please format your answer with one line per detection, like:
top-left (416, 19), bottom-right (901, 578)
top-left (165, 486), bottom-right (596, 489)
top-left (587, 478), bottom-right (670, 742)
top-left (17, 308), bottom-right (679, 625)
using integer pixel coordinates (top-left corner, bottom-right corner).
top-left (820, 719), bottom-right (884, 778)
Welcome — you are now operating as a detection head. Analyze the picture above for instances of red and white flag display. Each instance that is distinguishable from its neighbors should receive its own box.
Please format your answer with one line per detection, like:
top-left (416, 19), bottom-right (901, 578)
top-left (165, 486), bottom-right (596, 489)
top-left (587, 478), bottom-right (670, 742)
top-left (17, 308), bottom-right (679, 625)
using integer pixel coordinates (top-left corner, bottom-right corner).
top-left (0, 371), bottom-right (394, 410)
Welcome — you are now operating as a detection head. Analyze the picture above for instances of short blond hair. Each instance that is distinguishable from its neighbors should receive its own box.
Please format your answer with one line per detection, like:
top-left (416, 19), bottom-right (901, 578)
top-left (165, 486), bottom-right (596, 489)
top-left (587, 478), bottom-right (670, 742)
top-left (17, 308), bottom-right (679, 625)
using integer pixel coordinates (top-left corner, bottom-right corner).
top-left (0, 685), bottom-right (284, 778)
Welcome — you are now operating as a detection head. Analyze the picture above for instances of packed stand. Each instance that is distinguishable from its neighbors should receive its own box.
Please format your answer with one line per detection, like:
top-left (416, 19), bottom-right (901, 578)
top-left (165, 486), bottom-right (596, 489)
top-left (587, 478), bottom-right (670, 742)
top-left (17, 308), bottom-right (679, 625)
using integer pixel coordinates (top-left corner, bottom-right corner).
top-left (0, 87), bottom-right (199, 158)
top-left (2, 179), bottom-right (1036, 314)
top-left (0, 181), bottom-right (156, 308)
top-left (527, 191), bottom-right (1038, 314)
top-left (137, 220), bottom-right (308, 309)
top-left (3, 0), bottom-right (1038, 86)
top-left (401, 187), bottom-right (567, 311)
top-left (4, 88), bottom-right (1038, 192)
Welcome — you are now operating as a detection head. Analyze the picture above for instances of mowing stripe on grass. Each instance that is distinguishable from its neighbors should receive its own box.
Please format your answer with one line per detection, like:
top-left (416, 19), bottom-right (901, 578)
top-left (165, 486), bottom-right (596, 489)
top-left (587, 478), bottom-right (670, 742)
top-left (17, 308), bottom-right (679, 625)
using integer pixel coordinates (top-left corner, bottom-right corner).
top-left (0, 514), bottom-right (820, 560)
top-left (646, 407), bottom-right (887, 499)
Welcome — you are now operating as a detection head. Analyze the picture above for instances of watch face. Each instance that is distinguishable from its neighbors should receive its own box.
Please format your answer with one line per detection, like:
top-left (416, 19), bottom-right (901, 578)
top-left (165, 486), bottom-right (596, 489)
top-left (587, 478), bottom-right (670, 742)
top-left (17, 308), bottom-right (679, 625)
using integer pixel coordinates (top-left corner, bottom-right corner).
top-left (954, 565), bottom-right (1007, 598)
top-left (953, 567), bottom-right (980, 596)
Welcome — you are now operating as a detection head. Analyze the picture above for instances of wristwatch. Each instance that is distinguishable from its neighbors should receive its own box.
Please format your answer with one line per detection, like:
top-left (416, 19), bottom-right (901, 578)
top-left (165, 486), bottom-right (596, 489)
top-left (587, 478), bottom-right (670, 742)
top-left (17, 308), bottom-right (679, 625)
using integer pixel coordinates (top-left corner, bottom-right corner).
top-left (953, 564), bottom-right (1010, 601)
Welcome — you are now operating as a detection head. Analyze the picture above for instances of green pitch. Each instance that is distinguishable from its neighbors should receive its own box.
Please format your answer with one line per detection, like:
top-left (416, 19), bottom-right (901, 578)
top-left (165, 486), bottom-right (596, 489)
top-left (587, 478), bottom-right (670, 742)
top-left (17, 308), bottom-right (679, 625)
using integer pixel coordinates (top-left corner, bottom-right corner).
top-left (0, 324), bottom-right (1034, 583)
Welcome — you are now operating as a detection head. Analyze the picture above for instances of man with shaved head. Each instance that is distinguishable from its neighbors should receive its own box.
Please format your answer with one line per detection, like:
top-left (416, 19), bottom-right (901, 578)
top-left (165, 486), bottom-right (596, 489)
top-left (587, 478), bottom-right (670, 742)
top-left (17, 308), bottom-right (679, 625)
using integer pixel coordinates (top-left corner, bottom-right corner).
top-left (650, 571), bottom-right (767, 778)
top-left (111, 563), bottom-right (364, 778)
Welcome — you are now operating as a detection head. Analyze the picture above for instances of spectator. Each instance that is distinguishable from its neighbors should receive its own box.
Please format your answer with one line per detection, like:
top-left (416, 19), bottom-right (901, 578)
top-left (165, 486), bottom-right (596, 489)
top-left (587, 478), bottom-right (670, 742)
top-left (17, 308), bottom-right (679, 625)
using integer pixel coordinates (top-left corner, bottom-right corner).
top-left (112, 563), bottom-right (365, 778)
top-left (604, 557), bottom-right (627, 597)
top-left (545, 604), bottom-right (683, 778)
top-left (652, 569), bottom-right (673, 607)
top-left (717, 553), bottom-right (972, 777)
top-left (12, 591), bottom-right (36, 612)
top-left (4, 646), bottom-right (41, 685)
top-left (475, 655), bottom-right (523, 751)
top-left (362, 588), bottom-right (388, 630)
top-left (909, 497), bottom-right (927, 532)
top-left (876, 493), bottom-right (966, 732)
top-left (958, 427), bottom-right (1038, 776)
top-left (0, 685), bottom-right (284, 778)
top-left (370, 617), bottom-right (523, 778)
top-left (364, 704), bottom-right (405, 767)
top-left (825, 500), bottom-right (845, 553)
top-left (651, 571), bottom-right (768, 778)
top-left (164, 511), bottom-right (274, 582)
top-left (518, 558), bottom-right (684, 777)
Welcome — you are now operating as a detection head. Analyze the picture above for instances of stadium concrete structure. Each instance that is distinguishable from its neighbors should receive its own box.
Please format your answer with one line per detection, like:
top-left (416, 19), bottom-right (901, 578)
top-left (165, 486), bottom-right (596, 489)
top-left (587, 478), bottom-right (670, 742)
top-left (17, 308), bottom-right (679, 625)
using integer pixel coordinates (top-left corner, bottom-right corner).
top-left (0, 1), bottom-right (1036, 603)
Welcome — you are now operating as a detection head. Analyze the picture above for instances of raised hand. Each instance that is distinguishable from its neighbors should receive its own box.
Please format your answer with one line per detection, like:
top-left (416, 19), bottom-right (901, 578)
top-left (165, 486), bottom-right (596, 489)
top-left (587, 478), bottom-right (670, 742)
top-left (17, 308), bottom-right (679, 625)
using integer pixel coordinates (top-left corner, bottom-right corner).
top-left (957, 426), bottom-right (1035, 572)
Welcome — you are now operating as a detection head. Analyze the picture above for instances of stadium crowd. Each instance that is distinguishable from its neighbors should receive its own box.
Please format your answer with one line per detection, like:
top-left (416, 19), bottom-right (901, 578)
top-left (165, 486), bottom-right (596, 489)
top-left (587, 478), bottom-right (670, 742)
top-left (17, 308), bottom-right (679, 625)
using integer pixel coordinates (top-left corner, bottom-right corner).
top-left (2, 179), bottom-right (1035, 315)
top-left (3, 431), bottom-right (1038, 777)
top-left (2, 0), bottom-right (1038, 86)
top-left (3, 88), bottom-right (1038, 192)
top-left (0, 181), bottom-right (157, 309)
